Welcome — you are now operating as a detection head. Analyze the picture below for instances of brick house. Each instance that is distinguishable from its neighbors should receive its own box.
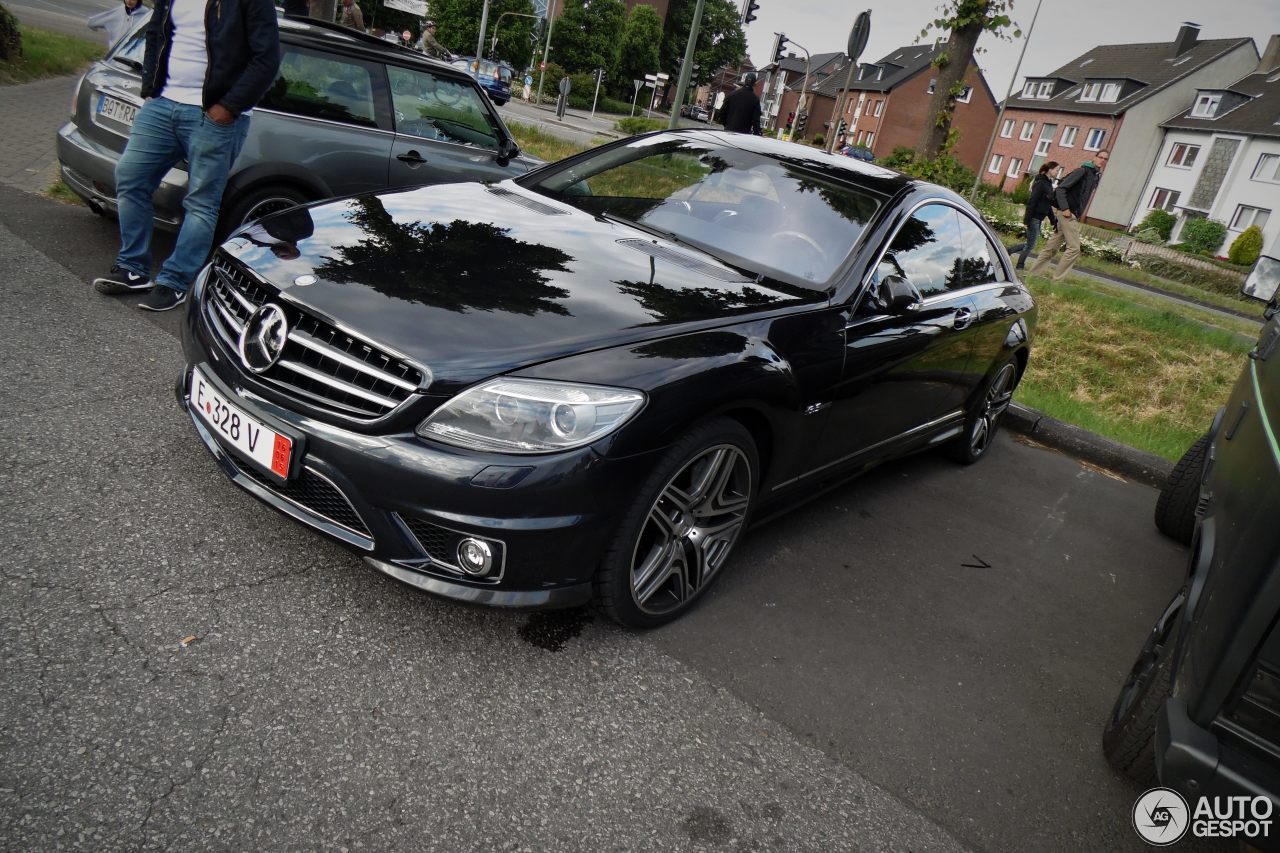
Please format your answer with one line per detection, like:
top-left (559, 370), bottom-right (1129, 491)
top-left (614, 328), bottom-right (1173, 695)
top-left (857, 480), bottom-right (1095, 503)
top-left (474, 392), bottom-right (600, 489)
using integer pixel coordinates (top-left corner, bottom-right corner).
top-left (801, 42), bottom-right (997, 172)
top-left (985, 24), bottom-right (1258, 228)
top-left (760, 51), bottom-right (845, 134)
top-left (1134, 36), bottom-right (1280, 258)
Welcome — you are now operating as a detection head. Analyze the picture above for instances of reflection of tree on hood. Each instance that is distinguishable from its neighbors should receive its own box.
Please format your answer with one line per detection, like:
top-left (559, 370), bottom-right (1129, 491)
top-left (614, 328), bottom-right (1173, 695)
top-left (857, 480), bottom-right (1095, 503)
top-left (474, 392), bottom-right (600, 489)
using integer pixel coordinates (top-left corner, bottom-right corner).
top-left (318, 197), bottom-right (574, 317)
top-left (615, 279), bottom-right (787, 324)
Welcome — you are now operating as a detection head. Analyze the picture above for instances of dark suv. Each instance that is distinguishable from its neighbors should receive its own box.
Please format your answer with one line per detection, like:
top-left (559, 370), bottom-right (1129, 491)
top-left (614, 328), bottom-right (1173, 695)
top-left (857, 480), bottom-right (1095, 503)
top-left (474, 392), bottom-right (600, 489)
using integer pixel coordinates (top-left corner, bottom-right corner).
top-left (57, 16), bottom-right (536, 233)
top-left (1104, 256), bottom-right (1280, 810)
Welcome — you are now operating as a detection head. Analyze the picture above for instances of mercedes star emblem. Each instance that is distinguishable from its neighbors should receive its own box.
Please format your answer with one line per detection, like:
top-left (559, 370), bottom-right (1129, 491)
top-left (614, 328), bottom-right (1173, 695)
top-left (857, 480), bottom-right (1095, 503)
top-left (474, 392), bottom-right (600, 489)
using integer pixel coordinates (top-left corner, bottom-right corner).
top-left (238, 303), bottom-right (289, 374)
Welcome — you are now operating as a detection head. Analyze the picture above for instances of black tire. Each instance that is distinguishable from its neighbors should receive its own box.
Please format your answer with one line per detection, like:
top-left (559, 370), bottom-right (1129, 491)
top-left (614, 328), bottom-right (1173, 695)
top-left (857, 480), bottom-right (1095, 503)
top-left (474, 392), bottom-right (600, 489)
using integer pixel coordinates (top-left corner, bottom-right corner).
top-left (594, 418), bottom-right (758, 629)
top-left (221, 184), bottom-right (311, 237)
top-left (1103, 592), bottom-right (1183, 782)
top-left (947, 356), bottom-right (1020, 464)
top-left (1154, 433), bottom-right (1209, 546)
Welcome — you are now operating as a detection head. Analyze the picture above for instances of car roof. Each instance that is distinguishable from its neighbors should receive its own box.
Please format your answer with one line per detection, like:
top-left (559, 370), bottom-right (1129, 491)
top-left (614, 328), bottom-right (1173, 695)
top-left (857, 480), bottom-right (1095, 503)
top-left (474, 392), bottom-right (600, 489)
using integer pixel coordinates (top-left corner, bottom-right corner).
top-left (277, 16), bottom-right (472, 82)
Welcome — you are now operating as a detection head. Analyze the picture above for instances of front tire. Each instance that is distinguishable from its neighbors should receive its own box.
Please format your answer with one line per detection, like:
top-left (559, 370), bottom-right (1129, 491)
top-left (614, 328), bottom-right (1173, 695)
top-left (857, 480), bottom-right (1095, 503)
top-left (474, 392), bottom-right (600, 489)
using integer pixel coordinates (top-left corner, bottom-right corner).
top-left (948, 356), bottom-right (1020, 464)
top-left (595, 419), bottom-right (758, 629)
top-left (221, 184), bottom-right (311, 237)
top-left (1154, 433), bottom-right (1208, 546)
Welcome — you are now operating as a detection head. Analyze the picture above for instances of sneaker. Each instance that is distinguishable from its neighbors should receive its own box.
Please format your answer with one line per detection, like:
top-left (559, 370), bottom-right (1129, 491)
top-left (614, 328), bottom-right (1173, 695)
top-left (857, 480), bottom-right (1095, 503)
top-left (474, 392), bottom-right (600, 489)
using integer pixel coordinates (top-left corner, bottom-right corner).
top-left (137, 286), bottom-right (187, 312)
top-left (93, 265), bottom-right (152, 294)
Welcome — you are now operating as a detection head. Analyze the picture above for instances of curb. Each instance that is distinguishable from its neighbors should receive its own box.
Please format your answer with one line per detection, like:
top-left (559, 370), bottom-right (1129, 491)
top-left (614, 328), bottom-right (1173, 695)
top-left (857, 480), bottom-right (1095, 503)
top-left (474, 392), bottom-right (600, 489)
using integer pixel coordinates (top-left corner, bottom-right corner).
top-left (1005, 403), bottom-right (1173, 489)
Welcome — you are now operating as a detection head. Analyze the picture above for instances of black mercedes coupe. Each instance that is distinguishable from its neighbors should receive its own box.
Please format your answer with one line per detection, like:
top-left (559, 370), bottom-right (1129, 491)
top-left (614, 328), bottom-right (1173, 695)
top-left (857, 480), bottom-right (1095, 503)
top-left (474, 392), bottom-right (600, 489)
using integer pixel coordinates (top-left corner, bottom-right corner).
top-left (178, 129), bottom-right (1036, 627)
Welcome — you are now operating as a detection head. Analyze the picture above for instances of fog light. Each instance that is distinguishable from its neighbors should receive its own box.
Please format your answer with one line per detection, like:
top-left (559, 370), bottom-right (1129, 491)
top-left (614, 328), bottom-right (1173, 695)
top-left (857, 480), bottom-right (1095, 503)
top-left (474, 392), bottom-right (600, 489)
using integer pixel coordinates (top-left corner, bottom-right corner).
top-left (456, 538), bottom-right (494, 576)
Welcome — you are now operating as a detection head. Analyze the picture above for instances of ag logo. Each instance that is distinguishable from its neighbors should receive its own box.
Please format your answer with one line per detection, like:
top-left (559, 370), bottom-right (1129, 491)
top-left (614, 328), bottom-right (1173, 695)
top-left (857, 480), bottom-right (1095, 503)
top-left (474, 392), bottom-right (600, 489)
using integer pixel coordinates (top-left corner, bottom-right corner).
top-left (1133, 787), bottom-right (1190, 846)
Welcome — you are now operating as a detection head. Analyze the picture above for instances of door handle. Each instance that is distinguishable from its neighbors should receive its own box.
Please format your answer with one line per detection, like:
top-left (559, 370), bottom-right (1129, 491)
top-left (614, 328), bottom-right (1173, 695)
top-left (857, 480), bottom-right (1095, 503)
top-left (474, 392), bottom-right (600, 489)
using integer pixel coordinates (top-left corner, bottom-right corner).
top-left (397, 150), bottom-right (427, 166)
top-left (953, 307), bottom-right (973, 330)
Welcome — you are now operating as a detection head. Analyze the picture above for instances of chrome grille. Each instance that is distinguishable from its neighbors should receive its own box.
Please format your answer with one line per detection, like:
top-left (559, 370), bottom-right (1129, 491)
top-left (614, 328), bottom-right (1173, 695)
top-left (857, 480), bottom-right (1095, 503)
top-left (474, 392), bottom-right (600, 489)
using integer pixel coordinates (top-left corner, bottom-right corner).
top-left (205, 255), bottom-right (426, 421)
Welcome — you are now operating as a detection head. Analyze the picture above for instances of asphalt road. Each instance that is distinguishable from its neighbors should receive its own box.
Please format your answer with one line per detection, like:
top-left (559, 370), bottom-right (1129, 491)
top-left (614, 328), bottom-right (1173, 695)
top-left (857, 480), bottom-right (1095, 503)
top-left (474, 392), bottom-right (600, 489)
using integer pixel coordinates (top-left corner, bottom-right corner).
top-left (0, 185), bottom-right (1230, 851)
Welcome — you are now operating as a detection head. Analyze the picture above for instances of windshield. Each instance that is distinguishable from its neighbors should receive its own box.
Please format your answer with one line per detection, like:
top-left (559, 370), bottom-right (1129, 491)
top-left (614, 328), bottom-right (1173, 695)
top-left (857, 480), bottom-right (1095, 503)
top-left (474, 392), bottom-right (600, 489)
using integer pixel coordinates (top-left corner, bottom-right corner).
top-left (522, 136), bottom-right (881, 288)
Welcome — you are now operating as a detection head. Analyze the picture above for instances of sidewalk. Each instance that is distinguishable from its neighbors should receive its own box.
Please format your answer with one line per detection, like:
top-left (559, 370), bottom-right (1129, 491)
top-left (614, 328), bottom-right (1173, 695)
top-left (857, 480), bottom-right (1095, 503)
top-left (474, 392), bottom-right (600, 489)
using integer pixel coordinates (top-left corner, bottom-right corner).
top-left (0, 74), bottom-right (79, 195)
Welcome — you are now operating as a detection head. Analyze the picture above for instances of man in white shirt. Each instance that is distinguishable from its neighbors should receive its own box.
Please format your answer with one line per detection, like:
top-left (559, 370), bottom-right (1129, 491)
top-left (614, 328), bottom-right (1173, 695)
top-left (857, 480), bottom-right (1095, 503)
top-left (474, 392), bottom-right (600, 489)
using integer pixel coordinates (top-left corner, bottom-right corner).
top-left (93, 0), bottom-right (280, 311)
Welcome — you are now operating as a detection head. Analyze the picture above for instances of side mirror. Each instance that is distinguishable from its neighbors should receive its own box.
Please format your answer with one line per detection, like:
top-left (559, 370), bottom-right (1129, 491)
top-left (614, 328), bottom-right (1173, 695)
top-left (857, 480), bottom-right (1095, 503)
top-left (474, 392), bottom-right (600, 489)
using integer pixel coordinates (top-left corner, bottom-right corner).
top-left (496, 137), bottom-right (520, 166)
top-left (874, 274), bottom-right (922, 314)
top-left (1242, 255), bottom-right (1280, 305)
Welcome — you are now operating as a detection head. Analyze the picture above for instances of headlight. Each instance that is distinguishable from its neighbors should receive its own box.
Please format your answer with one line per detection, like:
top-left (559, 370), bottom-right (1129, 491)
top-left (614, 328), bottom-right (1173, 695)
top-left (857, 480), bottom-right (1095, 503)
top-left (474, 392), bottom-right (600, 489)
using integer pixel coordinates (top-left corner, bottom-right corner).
top-left (416, 378), bottom-right (645, 454)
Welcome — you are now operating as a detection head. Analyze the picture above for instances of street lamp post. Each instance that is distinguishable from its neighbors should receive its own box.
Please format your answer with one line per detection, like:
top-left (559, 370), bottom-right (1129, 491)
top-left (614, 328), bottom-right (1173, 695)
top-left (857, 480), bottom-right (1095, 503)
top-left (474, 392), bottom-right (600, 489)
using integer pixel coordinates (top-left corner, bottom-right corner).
top-left (474, 0), bottom-right (491, 68)
top-left (667, 0), bottom-right (706, 130)
top-left (970, 0), bottom-right (1043, 199)
top-left (535, 0), bottom-right (558, 106)
top-left (784, 38), bottom-right (813, 139)
top-left (490, 11), bottom-right (540, 56)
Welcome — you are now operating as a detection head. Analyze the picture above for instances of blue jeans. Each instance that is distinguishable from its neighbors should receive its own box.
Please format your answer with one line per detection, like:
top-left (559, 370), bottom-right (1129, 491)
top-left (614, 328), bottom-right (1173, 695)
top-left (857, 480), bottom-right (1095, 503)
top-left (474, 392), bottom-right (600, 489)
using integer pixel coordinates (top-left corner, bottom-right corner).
top-left (114, 97), bottom-right (250, 292)
top-left (1008, 216), bottom-right (1044, 268)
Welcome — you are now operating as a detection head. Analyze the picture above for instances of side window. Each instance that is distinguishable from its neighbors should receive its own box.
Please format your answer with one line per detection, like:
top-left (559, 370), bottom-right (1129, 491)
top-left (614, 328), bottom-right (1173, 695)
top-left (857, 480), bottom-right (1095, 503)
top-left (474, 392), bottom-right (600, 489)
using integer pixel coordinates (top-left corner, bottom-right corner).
top-left (879, 204), bottom-right (963, 297)
top-left (261, 46), bottom-right (379, 128)
top-left (955, 213), bottom-right (1008, 288)
top-left (387, 66), bottom-right (501, 151)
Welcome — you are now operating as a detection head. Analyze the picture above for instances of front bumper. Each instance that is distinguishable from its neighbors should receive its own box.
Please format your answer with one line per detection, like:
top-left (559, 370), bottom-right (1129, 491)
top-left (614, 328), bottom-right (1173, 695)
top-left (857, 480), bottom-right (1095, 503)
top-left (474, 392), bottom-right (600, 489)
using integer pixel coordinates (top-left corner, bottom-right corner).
top-left (56, 120), bottom-right (185, 229)
top-left (1158, 697), bottom-right (1280, 804)
top-left (177, 295), bottom-right (661, 610)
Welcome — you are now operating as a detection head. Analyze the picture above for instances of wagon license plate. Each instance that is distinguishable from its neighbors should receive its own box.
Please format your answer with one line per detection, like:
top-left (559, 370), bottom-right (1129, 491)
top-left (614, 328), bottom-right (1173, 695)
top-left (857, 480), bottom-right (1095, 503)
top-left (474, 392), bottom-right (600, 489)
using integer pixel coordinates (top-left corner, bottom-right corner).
top-left (97, 94), bottom-right (138, 126)
top-left (190, 367), bottom-right (292, 479)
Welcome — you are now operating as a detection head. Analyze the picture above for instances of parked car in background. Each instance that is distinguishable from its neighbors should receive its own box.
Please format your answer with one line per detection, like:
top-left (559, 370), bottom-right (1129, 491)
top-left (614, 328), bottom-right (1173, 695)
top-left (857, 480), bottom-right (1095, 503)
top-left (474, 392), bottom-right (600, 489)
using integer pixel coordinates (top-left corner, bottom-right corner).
top-left (449, 56), bottom-right (513, 106)
top-left (842, 145), bottom-right (875, 163)
top-left (177, 129), bottom-right (1035, 628)
top-left (57, 16), bottom-right (534, 236)
top-left (679, 104), bottom-right (710, 122)
top-left (1104, 256), bottom-right (1280, 811)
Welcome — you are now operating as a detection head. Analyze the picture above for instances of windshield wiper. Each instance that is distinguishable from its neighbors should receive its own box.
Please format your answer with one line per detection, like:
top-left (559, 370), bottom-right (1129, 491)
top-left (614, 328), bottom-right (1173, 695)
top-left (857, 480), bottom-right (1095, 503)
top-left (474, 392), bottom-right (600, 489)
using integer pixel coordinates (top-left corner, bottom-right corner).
top-left (597, 212), bottom-right (763, 282)
top-left (112, 57), bottom-right (143, 71)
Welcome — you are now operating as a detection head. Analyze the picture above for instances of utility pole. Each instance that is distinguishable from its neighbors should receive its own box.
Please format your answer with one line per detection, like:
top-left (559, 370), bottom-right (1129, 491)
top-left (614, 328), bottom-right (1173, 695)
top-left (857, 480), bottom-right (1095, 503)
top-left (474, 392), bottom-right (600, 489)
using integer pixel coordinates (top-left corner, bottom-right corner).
top-left (474, 0), bottom-right (492, 69)
top-left (536, 0), bottom-right (557, 106)
top-left (970, 0), bottom-right (1043, 199)
top-left (668, 0), bottom-right (706, 130)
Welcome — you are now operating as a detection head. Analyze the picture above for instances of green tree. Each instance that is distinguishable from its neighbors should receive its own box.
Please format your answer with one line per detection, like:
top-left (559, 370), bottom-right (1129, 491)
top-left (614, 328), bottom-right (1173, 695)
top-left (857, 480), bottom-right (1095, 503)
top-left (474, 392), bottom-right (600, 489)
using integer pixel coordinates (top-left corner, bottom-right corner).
top-left (916, 0), bottom-right (1018, 159)
top-left (616, 4), bottom-right (662, 93)
top-left (550, 0), bottom-right (626, 74)
top-left (1228, 224), bottom-right (1264, 266)
top-left (659, 0), bottom-right (745, 87)
top-left (430, 0), bottom-right (539, 70)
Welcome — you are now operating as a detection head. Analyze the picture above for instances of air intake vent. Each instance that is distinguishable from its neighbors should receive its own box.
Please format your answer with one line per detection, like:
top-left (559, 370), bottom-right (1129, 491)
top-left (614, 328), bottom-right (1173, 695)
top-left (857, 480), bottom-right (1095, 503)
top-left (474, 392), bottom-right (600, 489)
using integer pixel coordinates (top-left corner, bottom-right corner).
top-left (616, 238), bottom-right (752, 282)
top-left (486, 186), bottom-right (568, 216)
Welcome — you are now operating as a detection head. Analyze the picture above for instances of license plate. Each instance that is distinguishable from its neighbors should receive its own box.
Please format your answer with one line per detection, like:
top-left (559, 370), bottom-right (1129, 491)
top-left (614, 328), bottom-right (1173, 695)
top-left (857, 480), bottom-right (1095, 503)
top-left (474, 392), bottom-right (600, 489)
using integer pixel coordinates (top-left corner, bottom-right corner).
top-left (190, 367), bottom-right (292, 479)
top-left (97, 94), bottom-right (138, 127)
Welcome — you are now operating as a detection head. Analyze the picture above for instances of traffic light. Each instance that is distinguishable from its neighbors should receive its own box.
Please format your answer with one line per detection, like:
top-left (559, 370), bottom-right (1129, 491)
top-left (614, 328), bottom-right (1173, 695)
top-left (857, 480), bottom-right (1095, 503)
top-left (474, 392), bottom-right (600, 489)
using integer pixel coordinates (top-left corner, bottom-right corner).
top-left (772, 33), bottom-right (789, 64)
top-left (743, 0), bottom-right (760, 24)
top-left (795, 111), bottom-right (807, 136)
top-left (836, 118), bottom-right (846, 139)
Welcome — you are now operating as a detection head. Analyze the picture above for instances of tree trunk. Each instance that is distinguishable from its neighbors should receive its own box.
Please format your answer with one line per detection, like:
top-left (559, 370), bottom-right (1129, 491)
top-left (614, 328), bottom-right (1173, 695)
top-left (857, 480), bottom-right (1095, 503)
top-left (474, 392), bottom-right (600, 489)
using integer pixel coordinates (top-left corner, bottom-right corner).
top-left (916, 0), bottom-right (987, 160)
top-left (310, 0), bottom-right (337, 28)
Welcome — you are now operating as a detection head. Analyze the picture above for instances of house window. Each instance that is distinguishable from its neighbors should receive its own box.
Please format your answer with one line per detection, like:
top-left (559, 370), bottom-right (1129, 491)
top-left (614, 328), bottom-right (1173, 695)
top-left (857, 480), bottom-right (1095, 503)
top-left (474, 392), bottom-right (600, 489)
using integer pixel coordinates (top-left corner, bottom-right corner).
top-left (1007, 157), bottom-right (1024, 178)
top-left (1084, 128), bottom-right (1106, 150)
top-left (1035, 124), bottom-right (1058, 157)
top-left (1167, 143), bottom-right (1200, 168)
top-left (865, 131), bottom-right (875, 147)
top-left (988, 153), bottom-right (1004, 174)
top-left (1036, 81), bottom-right (1053, 98)
top-left (1019, 121), bottom-right (1035, 141)
top-left (873, 100), bottom-right (883, 117)
top-left (1191, 93), bottom-right (1222, 118)
top-left (1022, 81), bottom-right (1036, 98)
top-left (856, 130), bottom-right (864, 145)
top-left (1000, 118), bottom-right (1015, 138)
top-left (1080, 82), bottom-right (1102, 101)
top-left (1060, 126), bottom-right (1079, 147)
top-left (928, 78), bottom-right (937, 95)
top-left (955, 85), bottom-right (972, 104)
top-left (1099, 82), bottom-right (1122, 102)
top-left (1252, 153), bottom-right (1280, 183)
top-left (1231, 205), bottom-right (1271, 231)
top-left (1149, 188), bottom-right (1180, 211)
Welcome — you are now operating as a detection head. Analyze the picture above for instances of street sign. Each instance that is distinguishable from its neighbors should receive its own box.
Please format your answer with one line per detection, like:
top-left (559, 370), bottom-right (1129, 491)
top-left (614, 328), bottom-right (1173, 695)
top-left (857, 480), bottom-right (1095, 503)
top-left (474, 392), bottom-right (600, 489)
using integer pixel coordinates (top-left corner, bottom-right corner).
top-left (384, 0), bottom-right (427, 17)
top-left (848, 10), bottom-right (871, 64)
top-left (633, 79), bottom-right (643, 93)
top-left (558, 76), bottom-right (571, 96)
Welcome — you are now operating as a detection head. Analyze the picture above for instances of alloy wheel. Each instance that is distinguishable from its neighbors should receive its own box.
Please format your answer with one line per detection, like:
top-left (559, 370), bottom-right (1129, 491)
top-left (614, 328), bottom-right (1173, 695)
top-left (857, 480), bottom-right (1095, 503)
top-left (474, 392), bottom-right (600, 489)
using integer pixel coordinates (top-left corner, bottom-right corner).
top-left (969, 363), bottom-right (1018, 456)
top-left (241, 197), bottom-right (299, 226)
top-left (629, 444), bottom-right (752, 616)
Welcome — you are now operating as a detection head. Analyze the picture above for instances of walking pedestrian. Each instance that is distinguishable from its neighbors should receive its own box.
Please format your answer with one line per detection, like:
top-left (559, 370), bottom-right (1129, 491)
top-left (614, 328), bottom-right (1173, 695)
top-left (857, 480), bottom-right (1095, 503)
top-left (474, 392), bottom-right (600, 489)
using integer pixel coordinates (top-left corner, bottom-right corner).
top-left (721, 71), bottom-right (761, 135)
top-left (1027, 151), bottom-right (1109, 282)
top-left (338, 0), bottom-right (364, 32)
top-left (92, 0), bottom-right (281, 311)
top-left (420, 20), bottom-right (451, 61)
top-left (1007, 161), bottom-right (1058, 270)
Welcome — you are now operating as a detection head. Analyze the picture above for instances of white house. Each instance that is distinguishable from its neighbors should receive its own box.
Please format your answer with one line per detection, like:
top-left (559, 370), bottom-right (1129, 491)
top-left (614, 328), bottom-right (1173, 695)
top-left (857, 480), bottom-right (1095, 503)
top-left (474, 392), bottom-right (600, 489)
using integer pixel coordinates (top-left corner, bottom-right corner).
top-left (1134, 35), bottom-right (1280, 258)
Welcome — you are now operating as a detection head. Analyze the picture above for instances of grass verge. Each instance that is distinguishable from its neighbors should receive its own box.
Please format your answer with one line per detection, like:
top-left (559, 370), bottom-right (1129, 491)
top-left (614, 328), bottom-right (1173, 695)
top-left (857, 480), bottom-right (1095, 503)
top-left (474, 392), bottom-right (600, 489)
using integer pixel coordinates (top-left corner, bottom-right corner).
top-left (0, 25), bottom-right (103, 85)
top-left (45, 176), bottom-right (84, 206)
top-left (506, 120), bottom-right (592, 164)
top-left (1017, 274), bottom-right (1254, 461)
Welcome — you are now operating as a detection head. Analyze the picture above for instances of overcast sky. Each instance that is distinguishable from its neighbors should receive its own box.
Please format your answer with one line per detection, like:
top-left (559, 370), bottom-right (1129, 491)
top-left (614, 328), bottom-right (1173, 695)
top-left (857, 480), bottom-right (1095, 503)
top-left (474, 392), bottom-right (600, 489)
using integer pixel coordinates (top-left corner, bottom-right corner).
top-left (742, 0), bottom-right (1280, 97)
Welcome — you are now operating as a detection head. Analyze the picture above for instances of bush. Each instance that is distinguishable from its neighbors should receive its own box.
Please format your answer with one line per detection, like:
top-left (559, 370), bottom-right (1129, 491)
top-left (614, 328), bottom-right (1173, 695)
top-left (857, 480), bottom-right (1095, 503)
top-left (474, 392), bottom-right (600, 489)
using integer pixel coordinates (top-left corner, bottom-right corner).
top-left (1133, 227), bottom-right (1165, 245)
top-left (1180, 217), bottom-right (1228, 255)
top-left (1010, 175), bottom-right (1031, 205)
top-left (0, 3), bottom-right (21, 62)
top-left (881, 146), bottom-right (976, 194)
top-left (1135, 209), bottom-right (1176, 242)
top-left (812, 133), bottom-right (825, 146)
top-left (614, 116), bottom-right (666, 136)
top-left (1129, 255), bottom-right (1246, 297)
top-left (1228, 224), bottom-right (1264, 266)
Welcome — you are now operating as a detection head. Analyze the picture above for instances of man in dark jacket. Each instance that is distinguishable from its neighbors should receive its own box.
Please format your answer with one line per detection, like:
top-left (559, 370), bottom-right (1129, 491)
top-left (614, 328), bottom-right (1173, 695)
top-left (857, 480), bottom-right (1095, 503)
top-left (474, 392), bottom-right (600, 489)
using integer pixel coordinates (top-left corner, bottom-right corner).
top-left (93, 0), bottom-right (280, 311)
top-left (721, 72), bottom-right (762, 135)
top-left (1028, 150), bottom-right (1108, 281)
top-left (1007, 161), bottom-right (1058, 270)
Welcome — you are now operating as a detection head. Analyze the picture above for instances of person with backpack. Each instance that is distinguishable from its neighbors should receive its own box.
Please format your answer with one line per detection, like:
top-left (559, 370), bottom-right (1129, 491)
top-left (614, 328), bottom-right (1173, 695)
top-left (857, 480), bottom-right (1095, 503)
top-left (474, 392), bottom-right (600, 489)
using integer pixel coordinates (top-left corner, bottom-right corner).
top-left (1007, 161), bottom-right (1058, 270)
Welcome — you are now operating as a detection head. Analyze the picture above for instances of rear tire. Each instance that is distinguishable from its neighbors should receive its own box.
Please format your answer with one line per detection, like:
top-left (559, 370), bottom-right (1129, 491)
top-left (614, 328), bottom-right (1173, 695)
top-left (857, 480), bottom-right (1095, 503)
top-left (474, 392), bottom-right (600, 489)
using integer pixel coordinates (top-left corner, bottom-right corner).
top-left (947, 356), bottom-right (1020, 464)
top-left (1154, 433), bottom-right (1209, 546)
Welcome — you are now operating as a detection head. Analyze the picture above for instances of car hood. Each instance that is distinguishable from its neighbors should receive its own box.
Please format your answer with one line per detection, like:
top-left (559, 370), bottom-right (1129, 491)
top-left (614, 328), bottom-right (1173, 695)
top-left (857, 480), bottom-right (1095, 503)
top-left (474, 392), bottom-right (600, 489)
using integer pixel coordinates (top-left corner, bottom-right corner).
top-left (222, 182), bottom-right (822, 391)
